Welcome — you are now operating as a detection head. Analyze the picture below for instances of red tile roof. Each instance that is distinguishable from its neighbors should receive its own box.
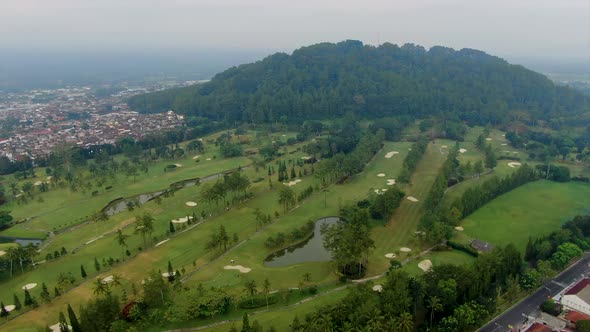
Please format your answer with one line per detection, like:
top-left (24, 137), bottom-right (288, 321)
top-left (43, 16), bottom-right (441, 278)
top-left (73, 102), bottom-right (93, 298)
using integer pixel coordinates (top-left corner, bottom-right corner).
top-left (566, 278), bottom-right (590, 295)
top-left (524, 322), bottom-right (553, 332)
top-left (565, 310), bottom-right (590, 323)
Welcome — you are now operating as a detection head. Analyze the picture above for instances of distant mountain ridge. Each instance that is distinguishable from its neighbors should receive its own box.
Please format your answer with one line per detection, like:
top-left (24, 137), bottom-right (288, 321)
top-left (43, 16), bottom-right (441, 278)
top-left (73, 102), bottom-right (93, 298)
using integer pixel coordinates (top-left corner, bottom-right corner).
top-left (128, 40), bottom-right (589, 125)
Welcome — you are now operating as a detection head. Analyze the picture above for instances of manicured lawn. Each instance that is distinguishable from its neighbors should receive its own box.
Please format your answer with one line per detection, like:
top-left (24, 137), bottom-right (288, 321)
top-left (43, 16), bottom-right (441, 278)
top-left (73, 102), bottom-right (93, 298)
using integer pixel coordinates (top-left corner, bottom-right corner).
top-left (455, 180), bottom-right (590, 252)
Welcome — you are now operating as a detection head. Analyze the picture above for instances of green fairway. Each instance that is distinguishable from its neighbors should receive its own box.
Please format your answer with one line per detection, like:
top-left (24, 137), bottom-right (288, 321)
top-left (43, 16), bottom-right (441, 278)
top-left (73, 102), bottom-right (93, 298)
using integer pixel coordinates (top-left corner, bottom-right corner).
top-left (456, 180), bottom-right (590, 252)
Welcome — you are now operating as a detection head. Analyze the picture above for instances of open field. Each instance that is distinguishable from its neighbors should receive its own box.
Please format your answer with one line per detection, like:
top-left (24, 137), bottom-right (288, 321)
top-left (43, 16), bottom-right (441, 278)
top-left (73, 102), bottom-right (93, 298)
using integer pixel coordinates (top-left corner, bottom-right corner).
top-left (454, 180), bottom-right (590, 252)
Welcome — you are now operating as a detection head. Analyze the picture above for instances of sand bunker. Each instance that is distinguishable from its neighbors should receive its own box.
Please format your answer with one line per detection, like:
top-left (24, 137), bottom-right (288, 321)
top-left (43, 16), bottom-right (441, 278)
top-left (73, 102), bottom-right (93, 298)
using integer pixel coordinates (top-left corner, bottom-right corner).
top-left (501, 143), bottom-right (508, 146)
top-left (377, 173), bottom-right (386, 177)
top-left (374, 189), bottom-right (388, 195)
top-left (49, 323), bottom-right (72, 332)
top-left (0, 251), bottom-right (6, 257)
top-left (102, 275), bottom-right (114, 284)
top-left (283, 179), bottom-right (302, 187)
top-left (171, 216), bottom-right (194, 224)
top-left (224, 265), bottom-right (251, 273)
top-left (192, 155), bottom-right (200, 160)
top-left (174, 164), bottom-right (182, 167)
top-left (22, 283), bottom-right (37, 290)
top-left (34, 181), bottom-right (43, 186)
top-left (162, 271), bottom-right (176, 277)
top-left (372, 285), bottom-right (383, 292)
top-left (418, 259), bottom-right (433, 272)
top-left (4, 304), bottom-right (15, 312)
top-left (441, 145), bottom-right (448, 148)
top-left (486, 138), bottom-right (492, 141)
top-left (155, 239), bottom-right (170, 247)
top-left (407, 196), bottom-right (419, 202)
top-left (385, 253), bottom-right (396, 259)
top-left (385, 151), bottom-right (400, 158)
top-left (454, 226), bottom-right (464, 231)
top-left (507, 162), bottom-right (522, 168)
top-left (459, 148), bottom-right (467, 153)
top-left (206, 158), bottom-right (212, 161)
top-left (400, 247), bottom-right (412, 252)
top-left (386, 179), bottom-right (396, 186)
top-left (185, 201), bottom-right (197, 207)
top-left (46, 176), bottom-right (52, 180)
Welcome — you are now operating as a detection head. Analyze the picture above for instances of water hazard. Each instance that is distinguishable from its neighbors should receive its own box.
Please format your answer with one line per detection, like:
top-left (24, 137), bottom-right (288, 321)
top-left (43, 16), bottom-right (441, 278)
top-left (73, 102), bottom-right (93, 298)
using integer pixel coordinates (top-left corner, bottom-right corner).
top-left (264, 217), bottom-right (339, 267)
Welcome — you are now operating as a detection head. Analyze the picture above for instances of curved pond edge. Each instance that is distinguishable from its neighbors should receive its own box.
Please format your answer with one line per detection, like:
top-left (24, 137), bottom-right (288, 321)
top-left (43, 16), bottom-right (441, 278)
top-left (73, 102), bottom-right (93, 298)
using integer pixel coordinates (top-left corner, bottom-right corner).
top-left (263, 216), bottom-right (341, 267)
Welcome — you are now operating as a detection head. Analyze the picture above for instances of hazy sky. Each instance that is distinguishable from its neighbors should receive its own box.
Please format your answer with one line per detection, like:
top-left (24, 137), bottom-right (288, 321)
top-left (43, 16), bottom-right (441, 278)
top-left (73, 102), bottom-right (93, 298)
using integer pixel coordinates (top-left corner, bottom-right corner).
top-left (1, 0), bottom-right (589, 60)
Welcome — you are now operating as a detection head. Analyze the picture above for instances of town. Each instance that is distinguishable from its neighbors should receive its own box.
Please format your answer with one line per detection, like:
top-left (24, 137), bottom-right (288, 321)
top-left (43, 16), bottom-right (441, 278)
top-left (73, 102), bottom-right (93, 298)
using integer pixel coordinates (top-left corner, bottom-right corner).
top-left (0, 82), bottom-right (196, 161)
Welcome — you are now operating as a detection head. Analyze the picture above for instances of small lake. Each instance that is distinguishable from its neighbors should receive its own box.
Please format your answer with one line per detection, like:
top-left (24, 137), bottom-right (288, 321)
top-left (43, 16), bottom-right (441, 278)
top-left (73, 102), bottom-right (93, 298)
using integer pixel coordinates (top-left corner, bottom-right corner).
top-left (264, 217), bottom-right (339, 267)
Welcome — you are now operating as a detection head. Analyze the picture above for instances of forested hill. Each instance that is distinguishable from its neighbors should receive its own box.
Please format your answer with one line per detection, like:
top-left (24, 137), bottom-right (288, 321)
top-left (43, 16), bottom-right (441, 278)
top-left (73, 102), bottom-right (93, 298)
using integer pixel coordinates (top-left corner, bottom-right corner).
top-left (128, 40), bottom-right (589, 125)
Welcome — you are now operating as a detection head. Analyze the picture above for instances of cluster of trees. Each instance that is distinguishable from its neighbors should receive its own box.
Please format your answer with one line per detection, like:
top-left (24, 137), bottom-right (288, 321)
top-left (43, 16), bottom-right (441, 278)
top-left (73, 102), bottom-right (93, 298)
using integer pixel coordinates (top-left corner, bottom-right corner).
top-left (321, 207), bottom-right (375, 278)
top-left (0, 243), bottom-right (39, 279)
top-left (366, 186), bottom-right (405, 220)
top-left (264, 220), bottom-right (315, 249)
top-left (313, 129), bottom-right (384, 186)
top-left (506, 128), bottom-right (590, 162)
top-left (525, 215), bottom-right (590, 270)
top-left (295, 243), bottom-right (522, 331)
top-left (200, 172), bottom-right (251, 206)
top-left (128, 40), bottom-right (589, 127)
top-left (368, 116), bottom-right (413, 141)
top-left (398, 137), bottom-right (429, 183)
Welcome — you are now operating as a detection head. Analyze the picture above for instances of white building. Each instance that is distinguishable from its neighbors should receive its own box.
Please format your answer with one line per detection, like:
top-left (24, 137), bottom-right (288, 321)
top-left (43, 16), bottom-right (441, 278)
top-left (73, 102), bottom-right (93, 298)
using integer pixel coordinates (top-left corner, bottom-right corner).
top-left (561, 278), bottom-right (590, 315)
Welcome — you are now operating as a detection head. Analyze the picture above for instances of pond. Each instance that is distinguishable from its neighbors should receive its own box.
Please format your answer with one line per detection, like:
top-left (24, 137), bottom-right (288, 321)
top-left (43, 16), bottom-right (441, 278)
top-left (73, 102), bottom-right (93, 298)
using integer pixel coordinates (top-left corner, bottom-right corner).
top-left (103, 172), bottom-right (224, 215)
top-left (264, 217), bottom-right (339, 267)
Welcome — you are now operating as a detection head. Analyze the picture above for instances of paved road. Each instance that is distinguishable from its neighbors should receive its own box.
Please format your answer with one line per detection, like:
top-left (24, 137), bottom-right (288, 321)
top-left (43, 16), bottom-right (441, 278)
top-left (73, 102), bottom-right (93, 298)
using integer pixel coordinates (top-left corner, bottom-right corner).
top-left (479, 252), bottom-right (590, 332)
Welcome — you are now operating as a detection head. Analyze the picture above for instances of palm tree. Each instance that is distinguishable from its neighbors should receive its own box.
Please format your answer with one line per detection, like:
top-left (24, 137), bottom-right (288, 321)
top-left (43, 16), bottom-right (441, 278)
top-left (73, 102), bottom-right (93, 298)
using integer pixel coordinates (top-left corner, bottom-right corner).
top-left (110, 274), bottom-right (123, 288)
top-left (394, 312), bottom-right (414, 332)
top-left (24, 244), bottom-right (37, 269)
top-left (427, 296), bottom-right (443, 329)
top-left (278, 187), bottom-right (295, 212)
top-left (263, 278), bottom-right (271, 309)
top-left (6, 247), bottom-right (17, 278)
top-left (134, 212), bottom-right (154, 246)
top-left (92, 278), bottom-right (109, 296)
top-left (115, 229), bottom-right (129, 257)
top-left (243, 279), bottom-right (257, 305)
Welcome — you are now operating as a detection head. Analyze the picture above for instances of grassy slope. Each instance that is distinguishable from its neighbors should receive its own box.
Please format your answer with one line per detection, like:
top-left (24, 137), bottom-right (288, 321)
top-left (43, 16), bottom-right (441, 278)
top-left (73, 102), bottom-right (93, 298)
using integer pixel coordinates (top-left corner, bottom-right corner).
top-left (454, 180), bottom-right (590, 252)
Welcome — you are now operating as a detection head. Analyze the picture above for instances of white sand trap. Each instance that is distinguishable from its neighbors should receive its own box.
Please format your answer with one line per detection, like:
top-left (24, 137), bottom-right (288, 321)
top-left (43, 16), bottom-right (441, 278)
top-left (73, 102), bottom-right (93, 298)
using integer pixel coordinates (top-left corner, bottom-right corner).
top-left (486, 138), bottom-right (492, 141)
top-left (224, 265), bottom-right (252, 273)
top-left (441, 145), bottom-right (448, 148)
top-left (22, 283), bottom-right (37, 290)
top-left (206, 158), bottom-right (212, 161)
top-left (455, 226), bottom-right (464, 231)
top-left (192, 155), bottom-right (200, 160)
top-left (174, 164), bottom-right (182, 167)
top-left (283, 179), bottom-right (302, 187)
top-left (102, 275), bottom-right (114, 284)
top-left (459, 148), bottom-right (467, 153)
top-left (377, 173), bottom-right (386, 177)
top-left (507, 162), bottom-right (522, 168)
top-left (282, 134), bottom-right (286, 137)
top-left (418, 259), bottom-right (433, 272)
top-left (400, 247), bottom-right (412, 252)
top-left (46, 176), bottom-right (52, 180)
top-left (155, 239), bottom-right (170, 247)
top-left (407, 196), bottom-right (419, 202)
top-left (501, 143), bottom-right (508, 146)
top-left (0, 251), bottom-right (6, 257)
top-left (372, 284), bottom-right (383, 292)
top-left (386, 179), bottom-right (396, 186)
top-left (301, 156), bottom-right (312, 160)
top-left (172, 216), bottom-right (194, 224)
top-left (384, 151), bottom-right (400, 158)
top-left (34, 181), bottom-right (43, 186)
top-left (4, 304), bottom-right (15, 312)
top-left (162, 271), bottom-right (176, 277)
top-left (49, 323), bottom-right (72, 332)
top-left (385, 253), bottom-right (396, 259)
top-left (185, 201), bottom-right (197, 207)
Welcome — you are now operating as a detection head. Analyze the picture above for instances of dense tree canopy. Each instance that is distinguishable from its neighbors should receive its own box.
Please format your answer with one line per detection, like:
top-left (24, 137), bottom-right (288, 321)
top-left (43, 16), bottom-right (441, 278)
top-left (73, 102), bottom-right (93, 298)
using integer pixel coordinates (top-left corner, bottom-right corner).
top-left (128, 40), bottom-right (589, 126)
